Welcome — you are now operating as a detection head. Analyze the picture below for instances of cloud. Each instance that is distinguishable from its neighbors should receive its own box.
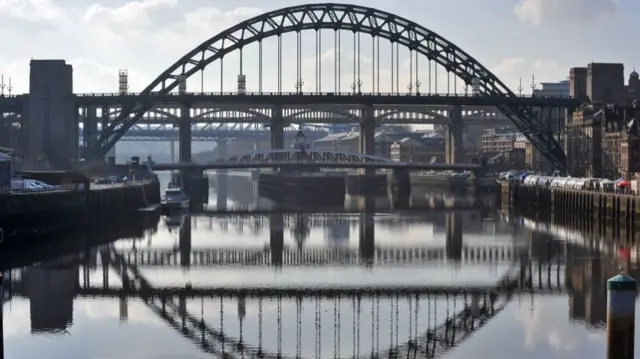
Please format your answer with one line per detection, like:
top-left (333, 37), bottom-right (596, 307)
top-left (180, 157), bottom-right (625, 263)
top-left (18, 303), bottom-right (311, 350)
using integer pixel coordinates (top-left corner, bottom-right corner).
top-left (0, 0), bottom-right (263, 93)
top-left (490, 57), bottom-right (566, 93)
top-left (514, 0), bottom-right (618, 25)
top-left (0, 1), bottom-right (570, 97)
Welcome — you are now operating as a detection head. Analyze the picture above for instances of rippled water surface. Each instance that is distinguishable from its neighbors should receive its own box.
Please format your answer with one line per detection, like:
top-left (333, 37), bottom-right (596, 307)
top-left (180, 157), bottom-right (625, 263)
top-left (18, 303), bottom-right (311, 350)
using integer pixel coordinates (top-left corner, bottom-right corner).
top-left (2, 171), bottom-right (637, 359)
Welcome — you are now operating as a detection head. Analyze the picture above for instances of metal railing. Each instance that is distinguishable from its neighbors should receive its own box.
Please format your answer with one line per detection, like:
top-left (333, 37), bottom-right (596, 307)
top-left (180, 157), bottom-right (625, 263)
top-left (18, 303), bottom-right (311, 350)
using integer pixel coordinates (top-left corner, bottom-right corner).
top-left (0, 179), bottom-right (157, 196)
top-left (73, 91), bottom-right (576, 99)
top-left (0, 183), bottom-right (86, 195)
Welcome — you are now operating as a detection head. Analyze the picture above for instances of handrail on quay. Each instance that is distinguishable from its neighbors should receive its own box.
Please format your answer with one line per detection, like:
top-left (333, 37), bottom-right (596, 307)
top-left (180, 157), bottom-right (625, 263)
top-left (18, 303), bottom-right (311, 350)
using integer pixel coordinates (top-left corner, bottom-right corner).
top-left (0, 179), bottom-right (156, 196)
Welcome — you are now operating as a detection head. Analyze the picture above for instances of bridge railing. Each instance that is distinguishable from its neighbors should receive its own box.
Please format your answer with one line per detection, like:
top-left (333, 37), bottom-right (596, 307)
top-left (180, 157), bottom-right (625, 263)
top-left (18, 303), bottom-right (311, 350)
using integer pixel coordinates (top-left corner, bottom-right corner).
top-left (73, 91), bottom-right (576, 100)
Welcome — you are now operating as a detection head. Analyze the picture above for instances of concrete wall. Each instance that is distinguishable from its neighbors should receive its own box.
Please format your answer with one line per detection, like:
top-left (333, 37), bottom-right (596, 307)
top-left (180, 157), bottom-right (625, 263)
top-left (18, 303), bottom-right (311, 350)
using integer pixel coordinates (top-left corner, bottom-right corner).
top-left (28, 60), bottom-right (75, 168)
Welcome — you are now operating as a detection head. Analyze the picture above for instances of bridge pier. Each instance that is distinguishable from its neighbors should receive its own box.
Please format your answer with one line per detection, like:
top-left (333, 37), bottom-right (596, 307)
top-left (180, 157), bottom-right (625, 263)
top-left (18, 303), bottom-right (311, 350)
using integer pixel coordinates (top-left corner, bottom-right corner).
top-left (84, 105), bottom-right (99, 155)
top-left (179, 217), bottom-right (192, 267)
top-left (269, 213), bottom-right (284, 267)
top-left (446, 105), bottom-right (464, 164)
top-left (119, 295), bottom-right (128, 323)
top-left (179, 105), bottom-right (191, 163)
top-left (170, 140), bottom-right (176, 163)
top-left (271, 104), bottom-right (284, 149)
top-left (445, 212), bottom-right (463, 260)
top-left (101, 252), bottom-right (109, 289)
top-left (390, 168), bottom-right (412, 208)
top-left (359, 208), bottom-right (375, 264)
top-left (216, 140), bottom-right (228, 210)
top-left (359, 105), bottom-right (376, 176)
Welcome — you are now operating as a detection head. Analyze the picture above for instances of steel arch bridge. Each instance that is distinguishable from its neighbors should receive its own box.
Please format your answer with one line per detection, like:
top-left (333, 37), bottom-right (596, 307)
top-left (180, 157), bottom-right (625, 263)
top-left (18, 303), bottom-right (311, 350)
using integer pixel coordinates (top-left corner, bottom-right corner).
top-left (99, 246), bottom-right (528, 359)
top-left (91, 3), bottom-right (566, 170)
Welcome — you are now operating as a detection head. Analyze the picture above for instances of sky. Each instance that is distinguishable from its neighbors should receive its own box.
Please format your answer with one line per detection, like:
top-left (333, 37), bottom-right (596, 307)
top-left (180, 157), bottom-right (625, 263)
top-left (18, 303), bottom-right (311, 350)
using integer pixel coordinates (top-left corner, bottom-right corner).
top-left (0, 0), bottom-right (637, 95)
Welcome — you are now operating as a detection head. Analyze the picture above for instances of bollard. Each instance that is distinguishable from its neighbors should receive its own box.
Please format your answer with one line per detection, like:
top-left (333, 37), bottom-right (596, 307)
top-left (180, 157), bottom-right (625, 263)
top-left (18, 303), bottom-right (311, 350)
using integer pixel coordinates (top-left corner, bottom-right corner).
top-left (0, 272), bottom-right (4, 359)
top-left (606, 274), bottom-right (636, 359)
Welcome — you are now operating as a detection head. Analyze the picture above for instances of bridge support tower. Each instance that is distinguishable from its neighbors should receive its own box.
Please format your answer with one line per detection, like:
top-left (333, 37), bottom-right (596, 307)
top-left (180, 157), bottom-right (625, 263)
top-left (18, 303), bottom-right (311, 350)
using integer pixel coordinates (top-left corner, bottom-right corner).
top-left (179, 105), bottom-right (191, 163)
top-left (446, 105), bottom-right (464, 164)
top-left (359, 104), bottom-right (376, 175)
top-left (270, 213), bottom-right (284, 267)
top-left (445, 212), bottom-right (463, 260)
top-left (271, 104), bottom-right (284, 149)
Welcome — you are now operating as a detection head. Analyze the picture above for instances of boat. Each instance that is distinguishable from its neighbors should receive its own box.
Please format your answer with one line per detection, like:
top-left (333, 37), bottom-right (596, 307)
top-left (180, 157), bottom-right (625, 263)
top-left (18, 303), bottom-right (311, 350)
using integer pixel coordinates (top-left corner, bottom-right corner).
top-left (161, 186), bottom-right (190, 213)
top-left (164, 214), bottom-right (186, 229)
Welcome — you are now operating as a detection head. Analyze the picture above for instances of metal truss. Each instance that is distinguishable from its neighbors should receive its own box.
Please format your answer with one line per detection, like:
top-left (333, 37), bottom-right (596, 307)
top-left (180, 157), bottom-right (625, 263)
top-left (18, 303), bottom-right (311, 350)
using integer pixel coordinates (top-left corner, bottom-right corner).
top-left (91, 3), bottom-right (567, 169)
top-left (111, 123), bottom-right (328, 141)
top-left (209, 149), bottom-right (396, 165)
top-left (88, 106), bottom-right (505, 125)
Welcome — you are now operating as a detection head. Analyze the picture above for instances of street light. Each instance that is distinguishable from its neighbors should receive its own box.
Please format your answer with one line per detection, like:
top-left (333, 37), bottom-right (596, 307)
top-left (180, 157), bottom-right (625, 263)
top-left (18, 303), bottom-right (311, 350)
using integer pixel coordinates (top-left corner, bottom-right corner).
top-left (352, 79), bottom-right (363, 94)
top-left (294, 79), bottom-right (304, 93)
top-left (415, 80), bottom-right (422, 95)
top-left (407, 82), bottom-right (413, 94)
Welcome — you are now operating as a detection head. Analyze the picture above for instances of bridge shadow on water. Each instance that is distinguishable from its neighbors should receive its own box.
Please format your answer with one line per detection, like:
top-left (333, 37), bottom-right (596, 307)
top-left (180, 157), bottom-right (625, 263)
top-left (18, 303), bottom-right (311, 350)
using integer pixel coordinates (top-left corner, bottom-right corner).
top-left (0, 173), bottom-right (633, 358)
top-left (203, 170), bottom-right (497, 214)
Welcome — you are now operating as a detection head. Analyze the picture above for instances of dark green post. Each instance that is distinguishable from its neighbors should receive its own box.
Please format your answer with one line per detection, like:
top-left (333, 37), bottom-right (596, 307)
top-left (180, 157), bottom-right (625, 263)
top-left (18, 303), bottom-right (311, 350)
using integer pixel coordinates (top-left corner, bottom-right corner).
top-left (607, 274), bottom-right (636, 359)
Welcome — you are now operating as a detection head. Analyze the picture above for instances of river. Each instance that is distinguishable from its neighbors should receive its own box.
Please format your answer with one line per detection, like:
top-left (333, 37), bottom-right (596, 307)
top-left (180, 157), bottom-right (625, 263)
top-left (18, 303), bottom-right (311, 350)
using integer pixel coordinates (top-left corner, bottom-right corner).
top-left (1, 171), bottom-right (634, 359)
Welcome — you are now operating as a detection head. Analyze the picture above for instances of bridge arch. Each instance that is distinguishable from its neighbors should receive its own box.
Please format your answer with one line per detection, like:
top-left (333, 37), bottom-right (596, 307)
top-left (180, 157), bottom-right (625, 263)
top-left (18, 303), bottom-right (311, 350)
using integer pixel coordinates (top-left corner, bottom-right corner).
top-left (285, 108), bottom-right (361, 123)
top-left (105, 107), bottom-right (179, 123)
top-left (93, 3), bottom-right (564, 168)
top-left (374, 109), bottom-right (506, 123)
top-left (190, 107), bottom-right (361, 125)
top-left (191, 108), bottom-right (270, 122)
top-left (375, 109), bottom-right (450, 123)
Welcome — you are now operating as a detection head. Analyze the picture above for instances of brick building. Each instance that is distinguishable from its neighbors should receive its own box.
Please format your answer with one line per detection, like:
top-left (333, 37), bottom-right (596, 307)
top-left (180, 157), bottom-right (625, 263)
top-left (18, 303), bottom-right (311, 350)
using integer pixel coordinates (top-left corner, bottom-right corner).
top-left (565, 104), bottom-right (640, 178)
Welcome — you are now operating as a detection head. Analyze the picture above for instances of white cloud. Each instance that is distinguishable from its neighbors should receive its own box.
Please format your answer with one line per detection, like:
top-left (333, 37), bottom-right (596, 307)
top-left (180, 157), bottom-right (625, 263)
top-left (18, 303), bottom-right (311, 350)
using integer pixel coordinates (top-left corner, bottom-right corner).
top-left (0, 1), bottom-right (568, 96)
top-left (0, 0), bottom-right (263, 93)
top-left (516, 298), bottom-right (602, 352)
top-left (0, 0), bottom-right (66, 21)
top-left (490, 57), bottom-right (567, 93)
top-left (514, 0), bottom-right (618, 25)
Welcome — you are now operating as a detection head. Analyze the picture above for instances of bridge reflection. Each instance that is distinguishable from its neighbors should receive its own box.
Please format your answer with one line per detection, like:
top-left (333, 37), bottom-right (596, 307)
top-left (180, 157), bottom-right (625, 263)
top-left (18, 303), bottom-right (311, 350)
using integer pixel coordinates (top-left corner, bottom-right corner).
top-left (143, 211), bottom-right (510, 268)
top-left (205, 170), bottom-right (493, 215)
top-left (2, 213), bottom-right (630, 358)
top-left (3, 249), bottom-right (588, 359)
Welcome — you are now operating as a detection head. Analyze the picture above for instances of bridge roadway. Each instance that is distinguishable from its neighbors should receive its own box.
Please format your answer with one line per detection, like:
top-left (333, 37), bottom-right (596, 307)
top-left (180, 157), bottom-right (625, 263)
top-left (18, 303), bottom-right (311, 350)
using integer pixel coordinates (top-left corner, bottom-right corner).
top-left (70, 92), bottom-right (578, 107)
top-left (153, 161), bottom-right (481, 171)
top-left (0, 93), bottom-right (577, 114)
top-left (115, 244), bottom-right (523, 268)
top-left (190, 207), bottom-right (482, 218)
top-left (7, 260), bottom-right (564, 298)
top-left (81, 127), bottom-right (328, 142)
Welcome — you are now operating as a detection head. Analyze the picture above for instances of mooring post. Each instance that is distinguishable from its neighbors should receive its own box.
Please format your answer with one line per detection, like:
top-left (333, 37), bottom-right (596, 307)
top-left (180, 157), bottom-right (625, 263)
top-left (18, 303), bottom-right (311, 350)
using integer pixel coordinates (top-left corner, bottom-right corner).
top-left (0, 272), bottom-right (4, 359)
top-left (606, 274), bottom-right (636, 359)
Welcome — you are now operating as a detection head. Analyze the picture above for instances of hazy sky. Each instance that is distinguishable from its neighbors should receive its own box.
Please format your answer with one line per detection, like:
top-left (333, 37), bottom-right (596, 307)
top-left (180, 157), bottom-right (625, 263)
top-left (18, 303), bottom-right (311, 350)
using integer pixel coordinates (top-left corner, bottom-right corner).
top-left (0, 0), bottom-right (636, 94)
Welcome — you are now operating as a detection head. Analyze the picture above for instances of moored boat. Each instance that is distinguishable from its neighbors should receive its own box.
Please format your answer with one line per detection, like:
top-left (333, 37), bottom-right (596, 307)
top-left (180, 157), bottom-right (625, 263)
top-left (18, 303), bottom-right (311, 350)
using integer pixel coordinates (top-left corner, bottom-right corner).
top-left (161, 186), bottom-right (189, 214)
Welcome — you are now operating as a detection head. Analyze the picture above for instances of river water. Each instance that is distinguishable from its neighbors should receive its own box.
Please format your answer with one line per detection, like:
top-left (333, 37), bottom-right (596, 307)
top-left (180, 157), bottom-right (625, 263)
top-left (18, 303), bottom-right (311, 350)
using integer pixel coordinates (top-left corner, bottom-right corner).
top-left (1, 172), bottom-right (636, 359)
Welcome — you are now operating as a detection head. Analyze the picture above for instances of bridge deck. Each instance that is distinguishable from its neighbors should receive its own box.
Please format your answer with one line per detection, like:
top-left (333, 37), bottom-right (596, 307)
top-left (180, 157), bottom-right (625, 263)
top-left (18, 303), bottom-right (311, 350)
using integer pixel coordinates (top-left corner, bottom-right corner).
top-left (69, 92), bottom-right (578, 107)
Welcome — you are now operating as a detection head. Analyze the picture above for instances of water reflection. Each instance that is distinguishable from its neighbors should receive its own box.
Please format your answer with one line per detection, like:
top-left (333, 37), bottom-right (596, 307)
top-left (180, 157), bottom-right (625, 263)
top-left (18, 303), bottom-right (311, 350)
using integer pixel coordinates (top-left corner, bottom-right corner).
top-left (2, 172), bottom-right (640, 359)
